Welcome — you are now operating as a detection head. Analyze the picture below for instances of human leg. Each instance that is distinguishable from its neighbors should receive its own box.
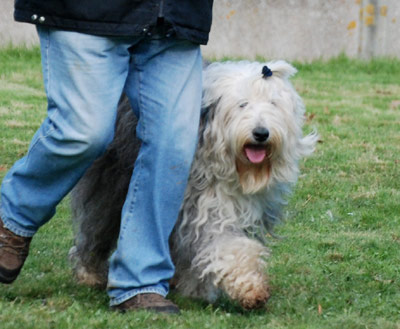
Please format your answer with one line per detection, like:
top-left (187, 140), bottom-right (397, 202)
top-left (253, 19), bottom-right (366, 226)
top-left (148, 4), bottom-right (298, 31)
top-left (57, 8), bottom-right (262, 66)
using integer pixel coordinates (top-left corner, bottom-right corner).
top-left (107, 37), bottom-right (203, 306)
top-left (0, 27), bottom-right (137, 282)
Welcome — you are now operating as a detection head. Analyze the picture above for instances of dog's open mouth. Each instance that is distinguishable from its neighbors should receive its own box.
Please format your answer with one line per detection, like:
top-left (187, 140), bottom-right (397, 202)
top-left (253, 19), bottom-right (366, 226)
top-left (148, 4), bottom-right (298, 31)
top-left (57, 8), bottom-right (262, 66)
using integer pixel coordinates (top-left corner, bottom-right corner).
top-left (243, 144), bottom-right (268, 164)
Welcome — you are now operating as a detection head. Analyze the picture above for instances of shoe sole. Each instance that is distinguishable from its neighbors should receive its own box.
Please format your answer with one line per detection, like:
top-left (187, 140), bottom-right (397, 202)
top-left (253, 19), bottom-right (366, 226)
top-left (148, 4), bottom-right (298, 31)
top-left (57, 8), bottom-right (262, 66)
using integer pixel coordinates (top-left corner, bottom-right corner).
top-left (0, 268), bottom-right (19, 284)
top-left (111, 304), bottom-right (181, 315)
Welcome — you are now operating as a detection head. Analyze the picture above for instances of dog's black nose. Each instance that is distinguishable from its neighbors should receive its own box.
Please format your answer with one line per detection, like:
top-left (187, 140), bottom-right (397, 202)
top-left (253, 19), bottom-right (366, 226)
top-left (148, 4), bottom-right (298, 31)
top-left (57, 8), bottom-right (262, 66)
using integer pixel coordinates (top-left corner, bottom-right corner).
top-left (252, 127), bottom-right (269, 142)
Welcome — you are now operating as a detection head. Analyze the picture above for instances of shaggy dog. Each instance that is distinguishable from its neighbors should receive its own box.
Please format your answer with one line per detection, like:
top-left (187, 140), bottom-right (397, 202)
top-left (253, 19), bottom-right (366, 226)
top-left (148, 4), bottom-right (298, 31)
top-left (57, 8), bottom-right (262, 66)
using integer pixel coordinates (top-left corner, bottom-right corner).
top-left (69, 61), bottom-right (318, 310)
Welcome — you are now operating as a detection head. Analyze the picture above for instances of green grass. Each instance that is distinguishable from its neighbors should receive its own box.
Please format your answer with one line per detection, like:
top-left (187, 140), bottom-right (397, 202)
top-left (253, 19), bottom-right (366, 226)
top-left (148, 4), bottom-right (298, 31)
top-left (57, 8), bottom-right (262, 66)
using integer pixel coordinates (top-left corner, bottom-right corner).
top-left (1, 48), bottom-right (400, 328)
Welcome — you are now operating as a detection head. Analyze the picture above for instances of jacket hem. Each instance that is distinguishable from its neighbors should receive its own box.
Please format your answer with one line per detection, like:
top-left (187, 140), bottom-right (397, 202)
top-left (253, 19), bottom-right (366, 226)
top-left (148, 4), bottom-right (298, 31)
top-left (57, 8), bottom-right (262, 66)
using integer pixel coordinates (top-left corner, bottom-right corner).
top-left (14, 9), bottom-right (209, 45)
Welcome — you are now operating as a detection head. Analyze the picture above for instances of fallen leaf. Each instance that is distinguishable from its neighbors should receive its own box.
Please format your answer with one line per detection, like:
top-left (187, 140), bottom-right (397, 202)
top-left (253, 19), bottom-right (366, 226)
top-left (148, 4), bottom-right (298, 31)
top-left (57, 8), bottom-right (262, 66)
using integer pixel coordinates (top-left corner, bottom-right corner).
top-left (374, 276), bottom-right (394, 284)
top-left (326, 210), bottom-right (334, 221)
top-left (333, 115), bottom-right (341, 126)
top-left (306, 113), bottom-right (316, 123)
top-left (302, 194), bottom-right (312, 207)
top-left (390, 100), bottom-right (400, 110)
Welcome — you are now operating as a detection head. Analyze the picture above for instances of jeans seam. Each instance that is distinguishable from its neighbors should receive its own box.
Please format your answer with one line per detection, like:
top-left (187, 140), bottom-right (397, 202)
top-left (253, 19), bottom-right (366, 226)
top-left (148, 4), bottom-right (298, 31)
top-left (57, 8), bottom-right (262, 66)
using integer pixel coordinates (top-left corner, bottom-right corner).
top-left (120, 55), bottom-right (140, 230)
top-left (137, 63), bottom-right (146, 143)
top-left (44, 28), bottom-right (59, 126)
top-left (126, 64), bottom-right (146, 218)
top-left (41, 27), bottom-right (55, 111)
top-left (27, 28), bottom-right (59, 163)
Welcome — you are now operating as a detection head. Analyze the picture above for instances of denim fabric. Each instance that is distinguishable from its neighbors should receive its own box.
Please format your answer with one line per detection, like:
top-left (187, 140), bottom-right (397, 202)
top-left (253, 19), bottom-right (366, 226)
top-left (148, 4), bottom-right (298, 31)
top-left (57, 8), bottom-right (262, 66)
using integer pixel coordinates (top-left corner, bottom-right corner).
top-left (0, 26), bottom-right (202, 305)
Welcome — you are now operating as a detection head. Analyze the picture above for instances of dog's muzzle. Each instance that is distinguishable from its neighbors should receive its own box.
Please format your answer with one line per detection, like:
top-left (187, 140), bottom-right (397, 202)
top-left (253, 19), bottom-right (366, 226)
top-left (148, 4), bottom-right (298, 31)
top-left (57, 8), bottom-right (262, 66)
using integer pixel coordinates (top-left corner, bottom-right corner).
top-left (252, 127), bottom-right (269, 143)
top-left (242, 127), bottom-right (270, 164)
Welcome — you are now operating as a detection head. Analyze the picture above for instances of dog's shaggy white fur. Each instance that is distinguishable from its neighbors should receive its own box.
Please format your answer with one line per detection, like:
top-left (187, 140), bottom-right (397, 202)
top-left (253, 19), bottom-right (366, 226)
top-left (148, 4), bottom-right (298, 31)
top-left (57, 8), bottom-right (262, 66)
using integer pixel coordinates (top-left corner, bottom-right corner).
top-left (69, 60), bottom-right (318, 309)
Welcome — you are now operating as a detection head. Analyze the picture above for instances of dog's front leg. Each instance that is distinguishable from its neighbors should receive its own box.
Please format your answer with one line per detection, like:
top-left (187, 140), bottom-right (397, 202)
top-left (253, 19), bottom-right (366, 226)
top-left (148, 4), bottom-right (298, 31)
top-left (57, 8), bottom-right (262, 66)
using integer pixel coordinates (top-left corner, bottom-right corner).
top-left (194, 235), bottom-right (270, 309)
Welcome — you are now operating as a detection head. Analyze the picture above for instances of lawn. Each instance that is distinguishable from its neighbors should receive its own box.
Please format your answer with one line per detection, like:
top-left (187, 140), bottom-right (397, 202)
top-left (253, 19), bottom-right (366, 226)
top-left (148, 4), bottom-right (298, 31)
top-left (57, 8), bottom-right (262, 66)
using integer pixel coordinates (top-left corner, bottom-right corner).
top-left (0, 48), bottom-right (399, 329)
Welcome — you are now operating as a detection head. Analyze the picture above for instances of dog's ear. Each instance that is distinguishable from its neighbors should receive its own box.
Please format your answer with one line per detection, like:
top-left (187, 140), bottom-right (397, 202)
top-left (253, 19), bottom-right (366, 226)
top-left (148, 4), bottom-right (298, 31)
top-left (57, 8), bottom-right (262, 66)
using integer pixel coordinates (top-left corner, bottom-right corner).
top-left (268, 60), bottom-right (298, 80)
top-left (198, 97), bottom-right (220, 146)
top-left (200, 97), bottom-right (219, 125)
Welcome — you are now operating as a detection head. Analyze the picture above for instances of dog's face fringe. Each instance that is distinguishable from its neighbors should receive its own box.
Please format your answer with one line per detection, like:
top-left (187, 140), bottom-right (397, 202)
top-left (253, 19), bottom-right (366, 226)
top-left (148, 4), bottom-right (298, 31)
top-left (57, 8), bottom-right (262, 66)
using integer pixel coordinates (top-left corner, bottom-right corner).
top-left (201, 61), bottom-right (317, 194)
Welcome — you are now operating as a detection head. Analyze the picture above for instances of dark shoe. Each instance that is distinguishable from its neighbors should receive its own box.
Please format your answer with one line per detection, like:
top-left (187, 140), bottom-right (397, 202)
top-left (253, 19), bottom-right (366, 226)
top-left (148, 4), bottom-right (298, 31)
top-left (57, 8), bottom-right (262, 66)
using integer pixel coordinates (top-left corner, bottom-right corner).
top-left (0, 218), bottom-right (32, 283)
top-left (112, 293), bottom-right (180, 314)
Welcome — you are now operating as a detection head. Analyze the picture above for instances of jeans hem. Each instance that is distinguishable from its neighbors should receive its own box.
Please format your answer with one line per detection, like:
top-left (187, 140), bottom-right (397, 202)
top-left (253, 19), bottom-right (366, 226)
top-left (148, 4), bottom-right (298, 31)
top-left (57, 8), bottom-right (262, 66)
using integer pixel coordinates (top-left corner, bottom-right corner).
top-left (0, 207), bottom-right (36, 237)
top-left (109, 287), bottom-right (168, 306)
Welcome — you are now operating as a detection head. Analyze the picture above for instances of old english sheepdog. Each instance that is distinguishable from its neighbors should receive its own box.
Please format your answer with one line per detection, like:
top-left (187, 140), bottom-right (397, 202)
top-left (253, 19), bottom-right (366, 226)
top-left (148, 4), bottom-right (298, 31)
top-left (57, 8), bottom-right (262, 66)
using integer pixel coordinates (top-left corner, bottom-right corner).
top-left (69, 60), bottom-right (318, 309)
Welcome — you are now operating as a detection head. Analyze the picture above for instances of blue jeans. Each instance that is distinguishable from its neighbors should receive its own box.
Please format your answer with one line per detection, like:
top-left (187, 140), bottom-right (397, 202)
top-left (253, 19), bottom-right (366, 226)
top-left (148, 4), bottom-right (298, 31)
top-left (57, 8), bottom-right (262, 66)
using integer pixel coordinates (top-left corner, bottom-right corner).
top-left (0, 27), bottom-right (202, 305)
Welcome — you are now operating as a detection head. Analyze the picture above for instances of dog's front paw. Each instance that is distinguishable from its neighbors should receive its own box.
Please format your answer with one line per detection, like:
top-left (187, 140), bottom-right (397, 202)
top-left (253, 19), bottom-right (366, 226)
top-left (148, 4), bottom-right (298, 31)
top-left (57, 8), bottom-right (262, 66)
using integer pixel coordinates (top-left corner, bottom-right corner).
top-left (238, 283), bottom-right (270, 309)
top-left (221, 270), bottom-right (270, 310)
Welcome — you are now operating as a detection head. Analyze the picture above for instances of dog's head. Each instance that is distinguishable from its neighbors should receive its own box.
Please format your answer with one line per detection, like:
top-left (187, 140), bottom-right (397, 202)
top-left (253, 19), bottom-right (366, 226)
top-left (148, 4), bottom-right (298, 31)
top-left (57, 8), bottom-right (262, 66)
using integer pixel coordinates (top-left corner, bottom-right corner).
top-left (201, 61), bottom-right (318, 194)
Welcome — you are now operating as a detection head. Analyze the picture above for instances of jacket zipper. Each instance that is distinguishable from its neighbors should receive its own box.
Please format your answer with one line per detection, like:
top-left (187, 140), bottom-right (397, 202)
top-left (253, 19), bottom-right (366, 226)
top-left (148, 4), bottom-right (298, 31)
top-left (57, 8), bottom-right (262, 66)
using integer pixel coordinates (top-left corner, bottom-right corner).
top-left (158, 0), bottom-right (164, 18)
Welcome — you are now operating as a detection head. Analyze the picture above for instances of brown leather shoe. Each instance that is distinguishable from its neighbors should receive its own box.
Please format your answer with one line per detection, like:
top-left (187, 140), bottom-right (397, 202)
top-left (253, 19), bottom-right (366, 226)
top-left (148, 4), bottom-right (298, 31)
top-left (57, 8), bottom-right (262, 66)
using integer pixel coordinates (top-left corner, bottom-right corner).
top-left (112, 293), bottom-right (180, 314)
top-left (0, 218), bottom-right (32, 284)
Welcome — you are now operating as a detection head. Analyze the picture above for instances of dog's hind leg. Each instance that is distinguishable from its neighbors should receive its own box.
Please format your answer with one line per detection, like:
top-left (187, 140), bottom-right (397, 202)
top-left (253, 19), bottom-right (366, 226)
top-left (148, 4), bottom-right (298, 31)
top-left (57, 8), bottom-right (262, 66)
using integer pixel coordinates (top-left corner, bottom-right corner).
top-left (69, 169), bottom-right (126, 288)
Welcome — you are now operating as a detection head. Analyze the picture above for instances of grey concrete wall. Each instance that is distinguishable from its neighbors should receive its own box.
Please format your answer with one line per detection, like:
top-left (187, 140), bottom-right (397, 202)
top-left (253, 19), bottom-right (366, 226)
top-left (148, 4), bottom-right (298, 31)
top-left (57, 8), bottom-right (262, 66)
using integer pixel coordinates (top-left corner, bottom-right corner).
top-left (0, 0), bottom-right (38, 47)
top-left (1, 0), bottom-right (399, 60)
top-left (203, 0), bottom-right (400, 60)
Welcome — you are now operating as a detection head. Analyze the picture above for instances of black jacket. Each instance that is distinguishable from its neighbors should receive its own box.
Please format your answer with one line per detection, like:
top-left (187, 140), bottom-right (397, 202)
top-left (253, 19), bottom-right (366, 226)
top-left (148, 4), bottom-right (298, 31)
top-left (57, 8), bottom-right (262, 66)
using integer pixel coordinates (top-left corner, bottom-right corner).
top-left (14, 0), bottom-right (213, 45)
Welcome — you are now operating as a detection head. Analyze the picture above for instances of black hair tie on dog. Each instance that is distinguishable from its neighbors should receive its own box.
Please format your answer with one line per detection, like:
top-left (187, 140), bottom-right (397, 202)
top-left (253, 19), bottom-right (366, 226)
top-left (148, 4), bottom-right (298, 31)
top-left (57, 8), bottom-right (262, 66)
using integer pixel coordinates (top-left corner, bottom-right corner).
top-left (262, 65), bottom-right (273, 79)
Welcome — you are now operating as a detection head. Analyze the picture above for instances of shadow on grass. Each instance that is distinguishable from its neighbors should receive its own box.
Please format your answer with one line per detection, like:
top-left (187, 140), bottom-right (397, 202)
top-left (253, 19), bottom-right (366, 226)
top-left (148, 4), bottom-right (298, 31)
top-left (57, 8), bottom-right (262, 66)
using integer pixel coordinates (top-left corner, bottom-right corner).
top-left (170, 291), bottom-right (270, 316)
top-left (2, 270), bottom-right (268, 316)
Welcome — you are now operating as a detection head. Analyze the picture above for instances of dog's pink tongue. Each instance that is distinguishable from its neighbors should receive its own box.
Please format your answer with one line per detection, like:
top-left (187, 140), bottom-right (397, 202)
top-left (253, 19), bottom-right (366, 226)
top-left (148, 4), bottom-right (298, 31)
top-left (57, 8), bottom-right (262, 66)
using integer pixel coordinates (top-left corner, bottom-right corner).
top-left (244, 147), bottom-right (267, 164)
